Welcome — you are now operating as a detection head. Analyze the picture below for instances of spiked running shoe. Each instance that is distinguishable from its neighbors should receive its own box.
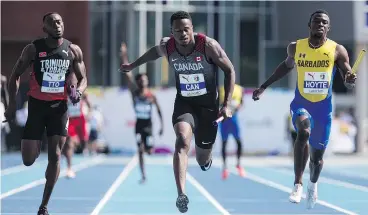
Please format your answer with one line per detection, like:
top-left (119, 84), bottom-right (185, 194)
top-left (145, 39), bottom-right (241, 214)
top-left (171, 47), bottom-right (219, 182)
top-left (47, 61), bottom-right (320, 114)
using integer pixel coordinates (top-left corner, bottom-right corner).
top-left (176, 193), bottom-right (189, 213)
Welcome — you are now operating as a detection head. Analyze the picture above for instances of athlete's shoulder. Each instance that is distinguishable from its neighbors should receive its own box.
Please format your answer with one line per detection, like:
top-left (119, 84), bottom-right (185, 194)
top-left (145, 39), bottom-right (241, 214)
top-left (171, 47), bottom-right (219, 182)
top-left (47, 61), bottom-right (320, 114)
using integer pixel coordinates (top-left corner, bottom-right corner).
top-left (325, 39), bottom-right (340, 57)
top-left (63, 38), bottom-right (72, 46)
top-left (287, 41), bottom-right (297, 57)
top-left (328, 38), bottom-right (343, 51)
top-left (14, 43), bottom-right (37, 66)
top-left (288, 41), bottom-right (297, 48)
top-left (69, 43), bottom-right (82, 52)
top-left (296, 38), bottom-right (308, 43)
top-left (158, 37), bottom-right (172, 57)
top-left (24, 42), bottom-right (37, 51)
top-left (160, 37), bottom-right (171, 45)
top-left (195, 32), bottom-right (207, 39)
top-left (335, 43), bottom-right (346, 51)
top-left (201, 34), bottom-right (217, 47)
top-left (327, 38), bottom-right (338, 45)
top-left (334, 43), bottom-right (348, 59)
top-left (31, 37), bottom-right (46, 45)
top-left (146, 90), bottom-right (157, 101)
top-left (21, 43), bottom-right (37, 59)
top-left (69, 43), bottom-right (83, 60)
top-left (202, 35), bottom-right (223, 56)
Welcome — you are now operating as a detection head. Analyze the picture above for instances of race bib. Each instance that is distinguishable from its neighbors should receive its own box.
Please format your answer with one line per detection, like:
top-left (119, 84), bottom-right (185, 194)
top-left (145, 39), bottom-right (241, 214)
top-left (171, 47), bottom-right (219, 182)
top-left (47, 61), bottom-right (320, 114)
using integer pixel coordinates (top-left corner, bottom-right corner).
top-left (41, 72), bottom-right (66, 93)
top-left (303, 72), bottom-right (329, 94)
top-left (179, 74), bottom-right (207, 97)
top-left (68, 101), bottom-right (82, 117)
top-left (135, 103), bottom-right (151, 119)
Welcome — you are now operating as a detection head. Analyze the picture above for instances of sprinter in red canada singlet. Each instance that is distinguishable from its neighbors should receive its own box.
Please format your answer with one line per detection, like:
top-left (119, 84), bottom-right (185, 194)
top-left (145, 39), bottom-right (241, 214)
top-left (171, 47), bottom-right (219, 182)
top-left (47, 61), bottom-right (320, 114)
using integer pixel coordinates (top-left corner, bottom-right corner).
top-left (4, 12), bottom-right (88, 215)
top-left (120, 11), bottom-right (236, 213)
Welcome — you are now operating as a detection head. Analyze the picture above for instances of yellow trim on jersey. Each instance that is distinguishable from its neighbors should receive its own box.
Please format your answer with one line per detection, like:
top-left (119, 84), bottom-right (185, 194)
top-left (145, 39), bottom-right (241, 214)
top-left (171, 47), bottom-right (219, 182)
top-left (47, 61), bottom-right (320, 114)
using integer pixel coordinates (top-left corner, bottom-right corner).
top-left (295, 38), bottom-right (337, 102)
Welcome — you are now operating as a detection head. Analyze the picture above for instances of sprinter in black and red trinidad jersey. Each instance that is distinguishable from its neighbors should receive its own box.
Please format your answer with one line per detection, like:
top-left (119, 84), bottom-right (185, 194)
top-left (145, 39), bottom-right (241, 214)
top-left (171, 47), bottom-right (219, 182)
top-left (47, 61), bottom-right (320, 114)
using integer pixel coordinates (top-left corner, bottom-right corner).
top-left (4, 12), bottom-right (88, 215)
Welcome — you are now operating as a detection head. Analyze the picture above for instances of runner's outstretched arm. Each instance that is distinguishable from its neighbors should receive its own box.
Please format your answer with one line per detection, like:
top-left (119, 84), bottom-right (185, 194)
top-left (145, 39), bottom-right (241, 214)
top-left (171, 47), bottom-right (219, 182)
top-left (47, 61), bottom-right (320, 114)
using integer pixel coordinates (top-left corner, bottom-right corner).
top-left (120, 38), bottom-right (169, 72)
top-left (252, 42), bottom-right (296, 101)
top-left (120, 43), bottom-right (136, 94)
top-left (260, 42), bottom-right (296, 89)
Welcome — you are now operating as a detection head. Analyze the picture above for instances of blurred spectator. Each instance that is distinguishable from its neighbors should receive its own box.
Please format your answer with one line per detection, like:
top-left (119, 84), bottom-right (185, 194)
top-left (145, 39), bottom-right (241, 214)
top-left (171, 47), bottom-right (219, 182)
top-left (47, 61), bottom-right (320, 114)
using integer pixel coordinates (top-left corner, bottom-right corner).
top-left (286, 113), bottom-right (297, 156)
top-left (329, 110), bottom-right (357, 154)
top-left (16, 101), bottom-right (28, 127)
top-left (346, 107), bottom-right (358, 152)
top-left (1, 75), bottom-right (9, 109)
top-left (338, 108), bottom-right (356, 125)
top-left (1, 74), bottom-right (10, 151)
top-left (13, 101), bottom-right (28, 151)
top-left (88, 105), bottom-right (104, 155)
top-left (1, 98), bottom-right (10, 151)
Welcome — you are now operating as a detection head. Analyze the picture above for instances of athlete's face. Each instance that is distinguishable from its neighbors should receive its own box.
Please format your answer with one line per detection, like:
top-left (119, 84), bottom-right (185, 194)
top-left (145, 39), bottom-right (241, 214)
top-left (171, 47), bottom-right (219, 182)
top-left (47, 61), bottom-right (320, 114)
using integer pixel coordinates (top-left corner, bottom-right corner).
top-left (43, 14), bottom-right (64, 39)
top-left (309, 13), bottom-right (330, 38)
top-left (137, 75), bottom-right (148, 88)
top-left (171, 19), bottom-right (193, 46)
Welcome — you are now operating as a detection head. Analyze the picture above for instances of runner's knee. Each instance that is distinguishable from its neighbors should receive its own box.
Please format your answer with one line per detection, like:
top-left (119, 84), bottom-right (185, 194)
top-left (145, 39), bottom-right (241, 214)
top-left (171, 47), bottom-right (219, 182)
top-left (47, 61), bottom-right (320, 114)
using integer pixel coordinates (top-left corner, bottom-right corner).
top-left (174, 122), bottom-right (192, 151)
top-left (235, 139), bottom-right (242, 148)
top-left (49, 149), bottom-right (62, 164)
top-left (23, 158), bottom-right (36, 166)
top-left (175, 132), bottom-right (191, 151)
top-left (296, 129), bottom-right (310, 143)
top-left (221, 141), bottom-right (227, 154)
top-left (310, 148), bottom-right (325, 166)
top-left (138, 143), bottom-right (145, 154)
top-left (47, 137), bottom-right (64, 164)
top-left (21, 140), bottom-right (41, 166)
top-left (310, 156), bottom-right (323, 167)
top-left (195, 145), bottom-right (212, 166)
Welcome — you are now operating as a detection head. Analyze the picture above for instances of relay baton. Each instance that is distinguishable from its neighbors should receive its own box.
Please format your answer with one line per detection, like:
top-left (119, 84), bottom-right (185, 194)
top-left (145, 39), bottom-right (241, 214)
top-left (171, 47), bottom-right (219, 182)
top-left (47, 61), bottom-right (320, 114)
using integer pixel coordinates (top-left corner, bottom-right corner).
top-left (352, 49), bottom-right (366, 74)
top-left (70, 85), bottom-right (78, 105)
top-left (70, 85), bottom-right (77, 97)
top-left (213, 116), bottom-right (224, 126)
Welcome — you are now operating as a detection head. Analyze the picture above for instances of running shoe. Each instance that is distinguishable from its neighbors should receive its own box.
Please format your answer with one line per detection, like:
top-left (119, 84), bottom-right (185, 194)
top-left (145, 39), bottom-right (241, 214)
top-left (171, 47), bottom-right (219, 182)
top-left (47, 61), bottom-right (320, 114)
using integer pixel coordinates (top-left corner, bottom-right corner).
top-left (306, 181), bottom-right (318, 209)
top-left (176, 193), bottom-right (189, 213)
top-left (289, 183), bottom-right (303, 203)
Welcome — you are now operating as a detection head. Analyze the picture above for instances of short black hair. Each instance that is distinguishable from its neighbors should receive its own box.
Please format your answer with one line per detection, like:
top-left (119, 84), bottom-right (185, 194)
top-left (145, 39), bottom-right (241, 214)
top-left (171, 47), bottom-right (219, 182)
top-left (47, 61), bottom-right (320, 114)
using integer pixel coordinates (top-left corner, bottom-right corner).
top-left (43, 12), bottom-right (59, 22)
top-left (135, 73), bottom-right (146, 81)
top-left (170, 11), bottom-right (192, 25)
top-left (308, 9), bottom-right (329, 25)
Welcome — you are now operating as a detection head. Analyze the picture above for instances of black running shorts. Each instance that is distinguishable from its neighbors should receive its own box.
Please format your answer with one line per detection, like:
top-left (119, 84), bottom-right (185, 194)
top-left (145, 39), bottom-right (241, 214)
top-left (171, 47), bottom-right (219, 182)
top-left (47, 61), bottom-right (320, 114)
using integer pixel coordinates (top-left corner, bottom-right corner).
top-left (23, 96), bottom-right (69, 140)
top-left (135, 119), bottom-right (153, 150)
top-left (89, 129), bottom-right (99, 142)
top-left (172, 96), bottom-right (219, 149)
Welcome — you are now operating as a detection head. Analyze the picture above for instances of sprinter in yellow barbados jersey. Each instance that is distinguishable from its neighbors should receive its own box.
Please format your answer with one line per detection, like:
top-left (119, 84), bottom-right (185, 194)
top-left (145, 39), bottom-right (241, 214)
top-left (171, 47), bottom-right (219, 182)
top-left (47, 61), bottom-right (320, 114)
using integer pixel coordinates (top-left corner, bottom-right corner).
top-left (219, 84), bottom-right (246, 180)
top-left (252, 10), bottom-right (357, 209)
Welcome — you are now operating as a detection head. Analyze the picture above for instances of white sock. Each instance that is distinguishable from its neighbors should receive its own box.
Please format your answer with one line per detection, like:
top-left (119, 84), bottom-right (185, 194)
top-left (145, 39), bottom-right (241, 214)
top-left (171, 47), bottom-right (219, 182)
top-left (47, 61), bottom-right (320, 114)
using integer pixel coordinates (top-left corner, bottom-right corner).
top-left (308, 181), bottom-right (317, 190)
